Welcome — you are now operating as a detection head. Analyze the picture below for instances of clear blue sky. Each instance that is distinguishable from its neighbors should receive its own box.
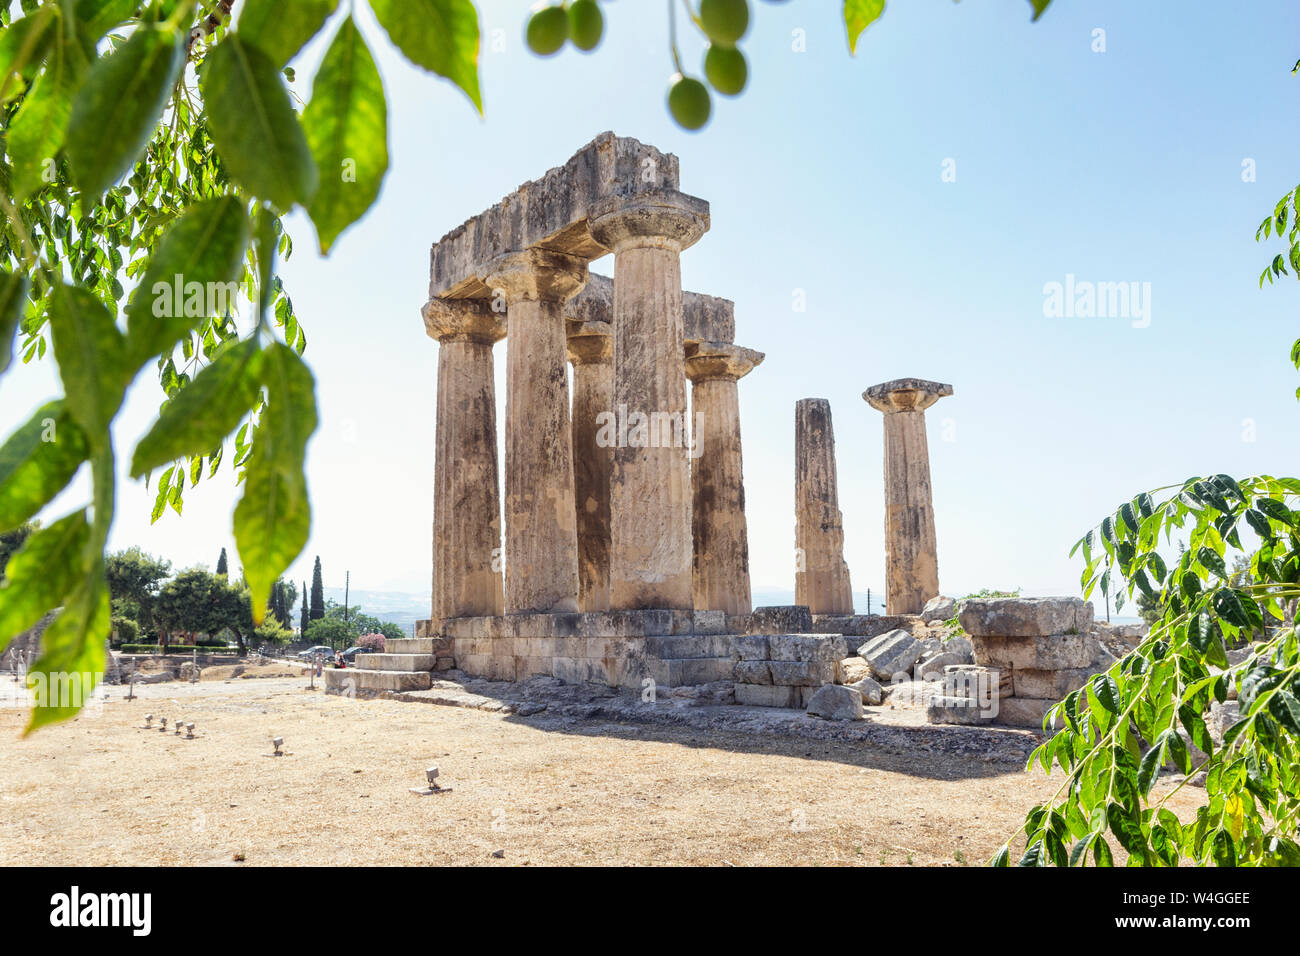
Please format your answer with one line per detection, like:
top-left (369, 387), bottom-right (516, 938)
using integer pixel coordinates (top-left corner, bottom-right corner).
top-left (2, 0), bottom-right (1298, 611)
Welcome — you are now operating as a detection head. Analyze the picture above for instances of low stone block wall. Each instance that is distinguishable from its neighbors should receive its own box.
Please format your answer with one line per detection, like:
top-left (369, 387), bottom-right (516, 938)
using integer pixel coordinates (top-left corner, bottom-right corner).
top-left (441, 608), bottom-right (848, 705)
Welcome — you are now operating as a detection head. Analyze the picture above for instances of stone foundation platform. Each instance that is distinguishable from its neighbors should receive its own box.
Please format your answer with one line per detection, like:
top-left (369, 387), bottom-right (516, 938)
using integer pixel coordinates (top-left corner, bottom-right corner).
top-left (327, 606), bottom-right (852, 706)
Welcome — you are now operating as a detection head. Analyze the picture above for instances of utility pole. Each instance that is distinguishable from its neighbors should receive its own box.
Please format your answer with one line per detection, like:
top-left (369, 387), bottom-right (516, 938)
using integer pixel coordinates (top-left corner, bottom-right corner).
top-left (866, 588), bottom-right (872, 615)
top-left (344, 570), bottom-right (350, 646)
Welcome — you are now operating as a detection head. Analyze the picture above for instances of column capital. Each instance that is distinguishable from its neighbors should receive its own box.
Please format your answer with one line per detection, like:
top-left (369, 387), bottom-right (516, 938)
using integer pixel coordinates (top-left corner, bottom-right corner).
top-left (484, 248), bottom-right (588, 304)
top-left (589, 188), bottom-right (709, 253)
top-left (422, 297), bottom-right (506, 344)
top-left (685, 341), bottom-right (764, 383)
top-left (566, 320), bottom-right (612, 365)
top-left (863, 378), bottom-right (953, 413)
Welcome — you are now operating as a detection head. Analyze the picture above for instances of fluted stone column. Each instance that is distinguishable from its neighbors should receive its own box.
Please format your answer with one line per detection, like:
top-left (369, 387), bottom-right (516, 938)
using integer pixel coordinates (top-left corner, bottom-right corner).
top-left (794, 399), bottom-right (853, 614)
top-left (864, 378), bottom-right (953, 614)
top-left (567, 321), bottom-right (613, 612)
top-left (685, 341), bottom-right (763, 616)
top-left (423, 298), bottom-right (506, 622)
top-left (590, 190), bottom-right (709, 610)
top-left (484, 249), bottom-right (587, 614)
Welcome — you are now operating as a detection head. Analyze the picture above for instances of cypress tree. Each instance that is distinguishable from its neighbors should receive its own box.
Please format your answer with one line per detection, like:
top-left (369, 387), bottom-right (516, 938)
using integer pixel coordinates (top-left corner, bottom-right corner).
top-left (310, 557), bottom-right (325, 621)
top-left (300, 581), bottom-right (309, 635)
top-left (216, 547), bottom-right (228, 578)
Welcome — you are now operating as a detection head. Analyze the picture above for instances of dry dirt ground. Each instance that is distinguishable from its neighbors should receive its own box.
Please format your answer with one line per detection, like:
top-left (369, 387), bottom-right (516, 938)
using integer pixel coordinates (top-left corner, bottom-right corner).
top-left (0, 673), bottom-right (1205, 866)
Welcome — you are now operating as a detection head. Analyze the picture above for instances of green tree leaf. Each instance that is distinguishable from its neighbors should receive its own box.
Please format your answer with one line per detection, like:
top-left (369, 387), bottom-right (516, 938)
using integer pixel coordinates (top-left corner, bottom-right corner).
top-left (368, 0), bottom-right (481, 113)
top-left (130, 339), bottom-right (264, 477)
top-left (236, 0), bottom-right (339, 67)
top-left (25, 561), bottom-right (109, 733)
top-left (303, 16), bottom-right (389, 254)
top-left (66, 22), bottom-right (185, 199)
top-left (0, 268), bottom-right (29, 374)
top-left (125, 196), bottom-right (251, 364)
top-left (0, 6), bottom-right (56, 104)
top-left (47, 283), bottom-right (129, 447)
top-left (232, 344), bottom-right (317, 623)
top-left (7, 18), bottom-right (89, 200)
top-left (844, 0), bottom-right (885, 55)
top-left (202, 34), bottom-right (319, 211)
top-left (0, 511), bottom-right (90, 647)
top-left (0, 402), bottom-right (89, 532)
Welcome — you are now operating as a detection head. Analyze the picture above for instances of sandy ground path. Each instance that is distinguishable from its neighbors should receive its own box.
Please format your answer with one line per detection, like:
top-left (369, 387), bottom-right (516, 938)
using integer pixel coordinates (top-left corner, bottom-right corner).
top-left (0, 675), bottom-right (1203, 866)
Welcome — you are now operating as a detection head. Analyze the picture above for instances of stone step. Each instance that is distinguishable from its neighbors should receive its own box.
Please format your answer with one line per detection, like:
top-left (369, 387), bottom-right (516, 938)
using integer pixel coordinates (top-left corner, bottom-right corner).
top-left (324, 668), bottom-right (432, 695)
top-left (386, 638), bottom-right (444, 655)
top-left (646, 657), bottom-right (735, 688)
top-left (644, 634), bottom-right (735, 660)
top-left (364, 653), bottom-right (437, 672)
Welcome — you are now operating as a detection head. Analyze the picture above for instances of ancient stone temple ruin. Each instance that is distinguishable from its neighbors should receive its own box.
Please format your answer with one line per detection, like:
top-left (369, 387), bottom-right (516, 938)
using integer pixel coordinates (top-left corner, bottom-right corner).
top-left (327, 133), bottom-right (1107, 723)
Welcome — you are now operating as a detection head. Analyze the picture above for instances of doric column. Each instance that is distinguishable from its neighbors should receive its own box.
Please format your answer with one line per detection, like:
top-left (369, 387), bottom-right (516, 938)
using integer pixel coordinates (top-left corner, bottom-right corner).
top-left (423, 298), bottom-right (506, 622)
top-left (685, 341), bottom-right (763, 616)
top-left (863, 378), bottom-right (953, 614)
top-left (794, 399), bottom-right (854, 614)
top-left (484, 249), bottom-right (588, 614)
top-left (566, 321), bottom-right (613, 612)
top-left (589, 190), bottom-right (709, 610)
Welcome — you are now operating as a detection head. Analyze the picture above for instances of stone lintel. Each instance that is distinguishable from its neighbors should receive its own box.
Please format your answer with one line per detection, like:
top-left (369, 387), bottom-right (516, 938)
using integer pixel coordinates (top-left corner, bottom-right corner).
top-left (429, 133), bottom-right (682, 300)
top-left (684, 341), bottom-right (764, 382)
top-left (421, 297), bottom-right (506, 343)
top-left (567, 272), bottom-right (735, 344)
top-left (863, 378), bottom-right (954, 413)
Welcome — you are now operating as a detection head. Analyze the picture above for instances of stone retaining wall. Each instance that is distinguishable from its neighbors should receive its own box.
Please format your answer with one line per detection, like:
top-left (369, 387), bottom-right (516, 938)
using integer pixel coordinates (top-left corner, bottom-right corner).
top-left (927, 596), bottom-right (1104, 728)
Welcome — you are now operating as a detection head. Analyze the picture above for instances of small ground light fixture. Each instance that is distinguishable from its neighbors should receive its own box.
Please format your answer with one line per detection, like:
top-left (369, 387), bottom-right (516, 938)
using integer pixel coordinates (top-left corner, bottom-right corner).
top-left (409, 765), bottom-right (451, 795)
top-left (143, 714), bottom-right (153, 728)
top-left (186, 722), bottom-right (195, 739)
top-left (270, 736), bottom-right (284, 756)
top-left (158, 717), bottom-right (168, 732)
top-left (174, 719), bottom-right (184, 735)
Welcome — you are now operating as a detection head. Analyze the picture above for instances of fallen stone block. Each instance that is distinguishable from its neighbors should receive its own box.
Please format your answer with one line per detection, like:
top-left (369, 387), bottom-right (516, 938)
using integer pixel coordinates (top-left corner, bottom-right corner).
top-left (921, 595), bottom-right (957, 623)
top-left (805, 684), bottom-right (863, 721)
top-left (944, 635), bottom-right (974, 661)
top-left (925, 695), bottom-right (996, 726)
top-left (972, 633), bottom-right (1094, 671)
top-left (839, 656), bottom-right (871, 684)
top-left (959, 596), bottom-right (1093, 638)
top-left (848, 675), bottom-right (884, 705)
top-left (857, 629), bottom-right (923, 681)
top-left (812, 613), bottom-right (914, 638)
top-left (915, 651), bottom-right (967, 681)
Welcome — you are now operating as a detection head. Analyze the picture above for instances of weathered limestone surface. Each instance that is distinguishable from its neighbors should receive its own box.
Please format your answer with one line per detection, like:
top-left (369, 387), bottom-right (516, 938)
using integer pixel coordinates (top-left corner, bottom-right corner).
top-left (429, 133), bottom-right (680, 299)
top-left (590, 190), bottom-right (709, 610)
top-left (424, 299), bottom-right (506, 623)
top-left (863, 378), bottom-right (952, 614)
top-left (794, 399), bottom-right (853, 614)
top-left (485, 248), bottom-right (587, 613)
top-left (727, 605), bottom-right (813, 635)
top-left (566, 320), bottom-right (614, 612)
top-left (959, 596), bottom-right (1093, 637)
top-left (806, 684), bottom-right (863, 720)
top-left (685, 341), bottom-right (763, 616)
top-left (930, 597), bottom-right (1105, 729)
